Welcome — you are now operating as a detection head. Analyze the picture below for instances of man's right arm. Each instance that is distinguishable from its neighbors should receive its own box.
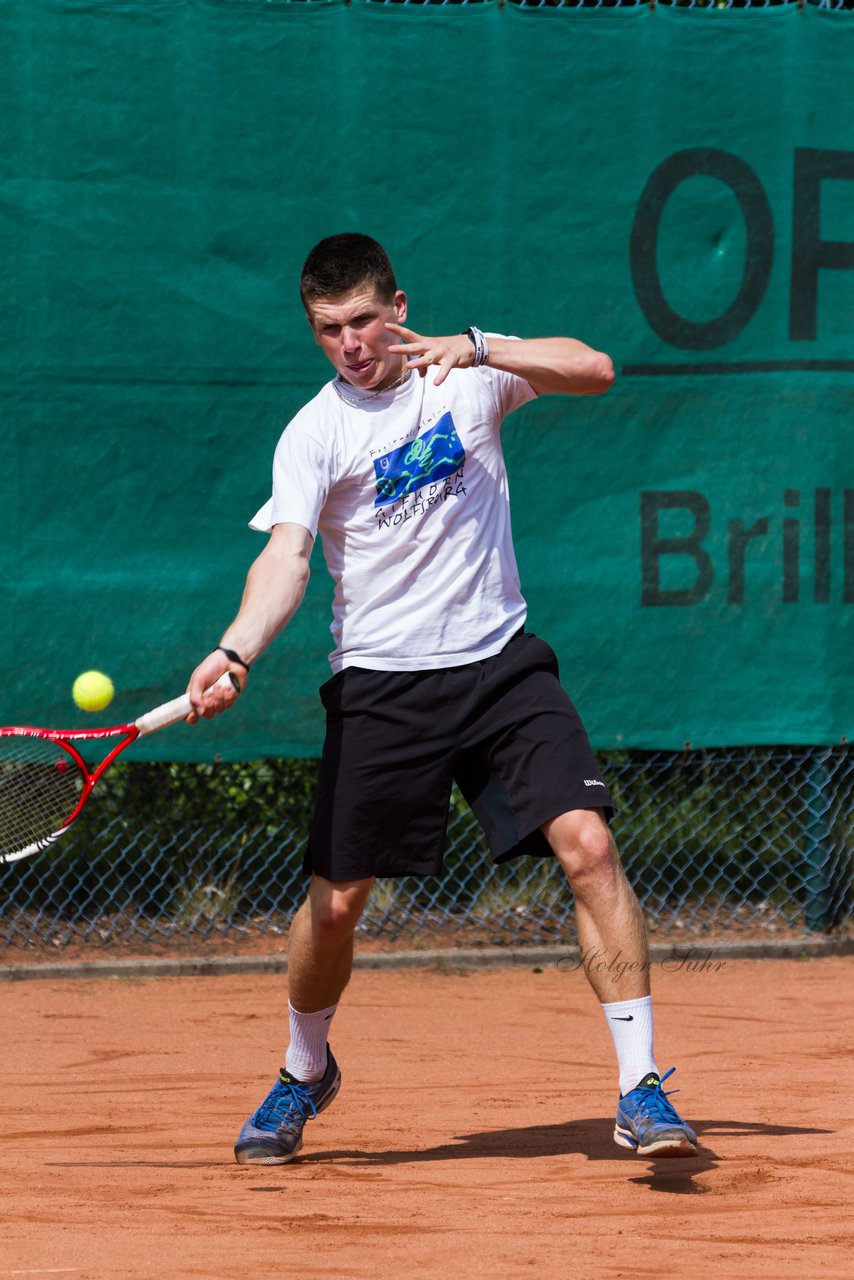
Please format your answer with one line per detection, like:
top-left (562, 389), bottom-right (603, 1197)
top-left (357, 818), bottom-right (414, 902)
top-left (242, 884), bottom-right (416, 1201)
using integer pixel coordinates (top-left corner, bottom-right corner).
top-left (186, 521), bottom-right (313, 721)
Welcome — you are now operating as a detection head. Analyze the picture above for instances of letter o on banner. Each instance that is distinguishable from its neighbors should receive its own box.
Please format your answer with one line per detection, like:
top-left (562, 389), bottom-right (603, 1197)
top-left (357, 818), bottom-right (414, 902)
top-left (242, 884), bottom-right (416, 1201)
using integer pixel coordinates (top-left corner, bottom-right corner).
top-left (630, 148), bottom-right (774, 350)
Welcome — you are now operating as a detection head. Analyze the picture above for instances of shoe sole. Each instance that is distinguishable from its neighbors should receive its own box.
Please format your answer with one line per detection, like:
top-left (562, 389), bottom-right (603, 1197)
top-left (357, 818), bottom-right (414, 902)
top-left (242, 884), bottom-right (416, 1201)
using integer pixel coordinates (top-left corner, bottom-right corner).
top-left (614, 1124), bottom-right (698, 1158)
top-left (234, 1068), bottom-right (342, 1166)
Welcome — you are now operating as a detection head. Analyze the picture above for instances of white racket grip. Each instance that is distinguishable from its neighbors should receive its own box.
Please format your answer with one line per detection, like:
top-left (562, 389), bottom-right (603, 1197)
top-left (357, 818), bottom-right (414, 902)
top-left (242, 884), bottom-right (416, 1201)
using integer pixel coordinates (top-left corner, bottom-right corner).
top-left (134, 671), bottom-right (239, 737)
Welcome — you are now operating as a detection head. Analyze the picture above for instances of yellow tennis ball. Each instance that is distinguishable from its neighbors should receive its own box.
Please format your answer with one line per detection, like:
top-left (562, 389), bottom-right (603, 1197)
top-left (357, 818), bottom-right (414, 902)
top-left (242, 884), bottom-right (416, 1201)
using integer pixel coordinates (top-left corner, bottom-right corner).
top-left (72, 670), bottom-right (115, 713)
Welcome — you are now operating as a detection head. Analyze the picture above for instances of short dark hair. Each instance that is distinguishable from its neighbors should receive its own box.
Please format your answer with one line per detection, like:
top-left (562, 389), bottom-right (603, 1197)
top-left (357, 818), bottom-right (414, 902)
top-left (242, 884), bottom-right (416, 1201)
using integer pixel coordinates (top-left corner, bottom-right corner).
top-left (300, 233), bottom-right (397, 308)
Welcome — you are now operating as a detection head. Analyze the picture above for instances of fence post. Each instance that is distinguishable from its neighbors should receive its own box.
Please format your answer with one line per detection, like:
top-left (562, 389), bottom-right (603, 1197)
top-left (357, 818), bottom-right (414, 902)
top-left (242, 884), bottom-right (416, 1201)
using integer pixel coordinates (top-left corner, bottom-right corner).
top-left (803, 749), bottom-right (833, 933)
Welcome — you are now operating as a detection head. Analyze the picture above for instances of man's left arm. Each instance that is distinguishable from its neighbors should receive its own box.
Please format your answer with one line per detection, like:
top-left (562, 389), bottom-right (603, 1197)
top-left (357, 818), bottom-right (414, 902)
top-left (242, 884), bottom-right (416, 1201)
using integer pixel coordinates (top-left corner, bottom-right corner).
top-left (386, 324), bottom-right (614, 396)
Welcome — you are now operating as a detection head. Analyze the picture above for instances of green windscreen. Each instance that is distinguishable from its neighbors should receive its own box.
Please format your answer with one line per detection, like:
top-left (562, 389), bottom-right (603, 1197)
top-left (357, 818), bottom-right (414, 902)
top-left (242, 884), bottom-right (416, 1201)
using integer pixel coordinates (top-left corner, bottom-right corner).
top-left (2, 1), bottom-right (852, 755)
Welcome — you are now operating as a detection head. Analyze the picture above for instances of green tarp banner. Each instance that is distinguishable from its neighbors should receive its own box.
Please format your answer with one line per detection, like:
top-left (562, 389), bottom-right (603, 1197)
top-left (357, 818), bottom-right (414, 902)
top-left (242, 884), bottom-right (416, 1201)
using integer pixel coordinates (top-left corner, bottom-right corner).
top-left (2, 1), bottom-right (852, 756)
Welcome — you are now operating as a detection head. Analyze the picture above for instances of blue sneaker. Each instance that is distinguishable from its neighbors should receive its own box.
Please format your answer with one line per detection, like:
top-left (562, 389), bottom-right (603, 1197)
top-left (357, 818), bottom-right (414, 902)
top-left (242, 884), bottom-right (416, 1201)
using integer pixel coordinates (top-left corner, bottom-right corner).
top-left (234, 1050), bottom-right (341, 1165)
top-left (614, 1067), bottom-right (698, 1158)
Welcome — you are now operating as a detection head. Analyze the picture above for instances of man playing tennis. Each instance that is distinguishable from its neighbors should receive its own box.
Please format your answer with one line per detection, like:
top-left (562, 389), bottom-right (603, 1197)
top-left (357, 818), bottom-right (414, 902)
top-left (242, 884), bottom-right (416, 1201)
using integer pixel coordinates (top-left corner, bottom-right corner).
top-left (188, 233), bottom-right (697, 1162)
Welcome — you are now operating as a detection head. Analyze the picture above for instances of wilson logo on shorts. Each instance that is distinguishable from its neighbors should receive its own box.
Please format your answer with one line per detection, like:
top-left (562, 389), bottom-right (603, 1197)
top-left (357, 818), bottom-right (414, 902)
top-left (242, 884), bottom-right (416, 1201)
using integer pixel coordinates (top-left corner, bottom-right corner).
top-left (373, 412), bottom-right (465, 508)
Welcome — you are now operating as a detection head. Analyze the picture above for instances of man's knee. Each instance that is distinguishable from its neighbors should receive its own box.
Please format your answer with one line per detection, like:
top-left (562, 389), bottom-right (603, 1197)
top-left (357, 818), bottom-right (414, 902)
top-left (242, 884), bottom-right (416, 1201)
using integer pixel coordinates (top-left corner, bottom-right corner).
top-left (305, 875), bottom-right (372, 939)
top-left (542, 809), bottom-right (618, 885)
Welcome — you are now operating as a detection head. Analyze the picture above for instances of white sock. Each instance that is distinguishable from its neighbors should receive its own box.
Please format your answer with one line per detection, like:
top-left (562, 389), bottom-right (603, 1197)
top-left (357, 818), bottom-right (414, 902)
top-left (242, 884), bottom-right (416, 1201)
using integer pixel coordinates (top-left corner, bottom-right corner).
top-left (284, 1001), bottom-right (338, 1082)
top-left (601, 995), bottom-right (657, 1096)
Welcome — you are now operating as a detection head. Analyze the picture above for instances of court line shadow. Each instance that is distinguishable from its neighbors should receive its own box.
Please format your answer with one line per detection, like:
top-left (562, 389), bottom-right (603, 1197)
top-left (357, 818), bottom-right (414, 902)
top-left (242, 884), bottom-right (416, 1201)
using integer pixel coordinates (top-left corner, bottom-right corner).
top-left (46, 1159), bottom-right (235, 1169)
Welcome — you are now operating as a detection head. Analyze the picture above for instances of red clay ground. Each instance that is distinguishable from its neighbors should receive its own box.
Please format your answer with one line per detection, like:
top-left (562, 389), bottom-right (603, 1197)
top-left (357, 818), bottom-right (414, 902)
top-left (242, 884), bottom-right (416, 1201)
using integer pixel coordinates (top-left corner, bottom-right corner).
top-left (1, 957), bottom-right (852, 1279)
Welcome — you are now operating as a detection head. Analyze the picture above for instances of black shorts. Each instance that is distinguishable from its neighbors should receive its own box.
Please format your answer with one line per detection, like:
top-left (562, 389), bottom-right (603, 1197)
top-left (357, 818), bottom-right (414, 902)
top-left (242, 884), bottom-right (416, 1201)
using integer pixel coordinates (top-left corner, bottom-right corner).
top-left (305, 630), bottom-right (614, 881)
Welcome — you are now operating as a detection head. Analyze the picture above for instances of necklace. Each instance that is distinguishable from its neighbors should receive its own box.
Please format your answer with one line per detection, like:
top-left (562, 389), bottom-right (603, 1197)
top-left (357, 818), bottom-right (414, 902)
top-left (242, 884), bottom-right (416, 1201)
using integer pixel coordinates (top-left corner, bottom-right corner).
top-left (332, 366), bottom-right (411, 406)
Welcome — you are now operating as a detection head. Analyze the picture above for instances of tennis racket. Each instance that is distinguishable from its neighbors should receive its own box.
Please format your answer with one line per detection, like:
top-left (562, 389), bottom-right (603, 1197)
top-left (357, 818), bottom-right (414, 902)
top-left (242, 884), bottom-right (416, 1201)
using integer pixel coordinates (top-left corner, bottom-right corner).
top-left (0, 671), bottom-right (239, 865)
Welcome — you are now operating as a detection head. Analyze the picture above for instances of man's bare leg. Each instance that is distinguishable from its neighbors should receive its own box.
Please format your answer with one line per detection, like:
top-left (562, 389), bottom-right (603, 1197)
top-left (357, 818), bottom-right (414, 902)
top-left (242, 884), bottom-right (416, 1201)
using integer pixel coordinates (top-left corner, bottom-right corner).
top-left (234, 873), bottom-right (373, 1165)
top-left (541, 808), bottom-right (649, 1003)
top-left (542, 808), bottom-right (696, 1156)
top-left (288, 874), bottom-right (375, 1012)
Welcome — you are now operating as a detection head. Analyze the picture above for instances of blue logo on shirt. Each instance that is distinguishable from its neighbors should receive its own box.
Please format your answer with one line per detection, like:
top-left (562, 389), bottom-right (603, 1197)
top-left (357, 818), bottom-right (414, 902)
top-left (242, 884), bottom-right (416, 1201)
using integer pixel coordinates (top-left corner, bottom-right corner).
top-left (373, 413), bottom-right (465, 508)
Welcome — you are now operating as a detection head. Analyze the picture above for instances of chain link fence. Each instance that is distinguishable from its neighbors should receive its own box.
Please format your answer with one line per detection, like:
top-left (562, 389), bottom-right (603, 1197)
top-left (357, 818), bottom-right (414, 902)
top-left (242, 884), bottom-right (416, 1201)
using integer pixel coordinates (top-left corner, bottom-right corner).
top-left (1, 747), bottom-right (850, 955)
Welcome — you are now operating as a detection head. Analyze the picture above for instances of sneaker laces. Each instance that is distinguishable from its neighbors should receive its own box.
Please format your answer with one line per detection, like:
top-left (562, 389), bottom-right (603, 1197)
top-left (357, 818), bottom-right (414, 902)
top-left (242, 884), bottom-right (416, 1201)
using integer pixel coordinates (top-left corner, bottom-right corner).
top-left (632, 1067), bottom-right (684, 1124)
top-left (254, 1072), bottom-right (319, 1131)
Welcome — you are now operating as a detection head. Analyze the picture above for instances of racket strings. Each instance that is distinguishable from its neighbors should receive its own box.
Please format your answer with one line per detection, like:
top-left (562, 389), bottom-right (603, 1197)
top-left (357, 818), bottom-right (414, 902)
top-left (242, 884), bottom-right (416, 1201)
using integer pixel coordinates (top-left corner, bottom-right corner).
top-left (0, 736), bottom-right (85, 860)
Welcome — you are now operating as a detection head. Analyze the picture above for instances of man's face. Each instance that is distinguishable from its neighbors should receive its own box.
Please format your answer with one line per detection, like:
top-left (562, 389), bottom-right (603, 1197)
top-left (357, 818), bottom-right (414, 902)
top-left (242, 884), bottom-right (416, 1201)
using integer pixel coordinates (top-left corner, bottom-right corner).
top-left (306, 283), bottom-right (408, 391)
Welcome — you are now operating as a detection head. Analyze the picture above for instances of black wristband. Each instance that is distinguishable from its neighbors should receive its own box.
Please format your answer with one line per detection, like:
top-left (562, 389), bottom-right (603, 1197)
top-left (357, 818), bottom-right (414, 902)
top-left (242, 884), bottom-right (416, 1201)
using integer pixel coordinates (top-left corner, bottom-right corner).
top-left (217, 646), bottom-right (250, 671)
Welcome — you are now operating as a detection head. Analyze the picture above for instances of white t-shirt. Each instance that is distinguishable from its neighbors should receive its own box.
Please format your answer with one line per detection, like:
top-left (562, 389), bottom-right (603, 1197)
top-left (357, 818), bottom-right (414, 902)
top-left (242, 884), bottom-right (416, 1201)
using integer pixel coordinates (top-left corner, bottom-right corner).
top-left (250, 350), bottom-right (537, 671)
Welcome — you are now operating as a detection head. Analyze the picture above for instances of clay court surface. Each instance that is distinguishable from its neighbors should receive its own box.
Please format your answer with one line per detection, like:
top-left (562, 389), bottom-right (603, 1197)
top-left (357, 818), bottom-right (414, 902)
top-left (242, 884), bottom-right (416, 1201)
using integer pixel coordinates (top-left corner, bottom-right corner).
top-left (1, 956), bottom-right (851, 1280)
